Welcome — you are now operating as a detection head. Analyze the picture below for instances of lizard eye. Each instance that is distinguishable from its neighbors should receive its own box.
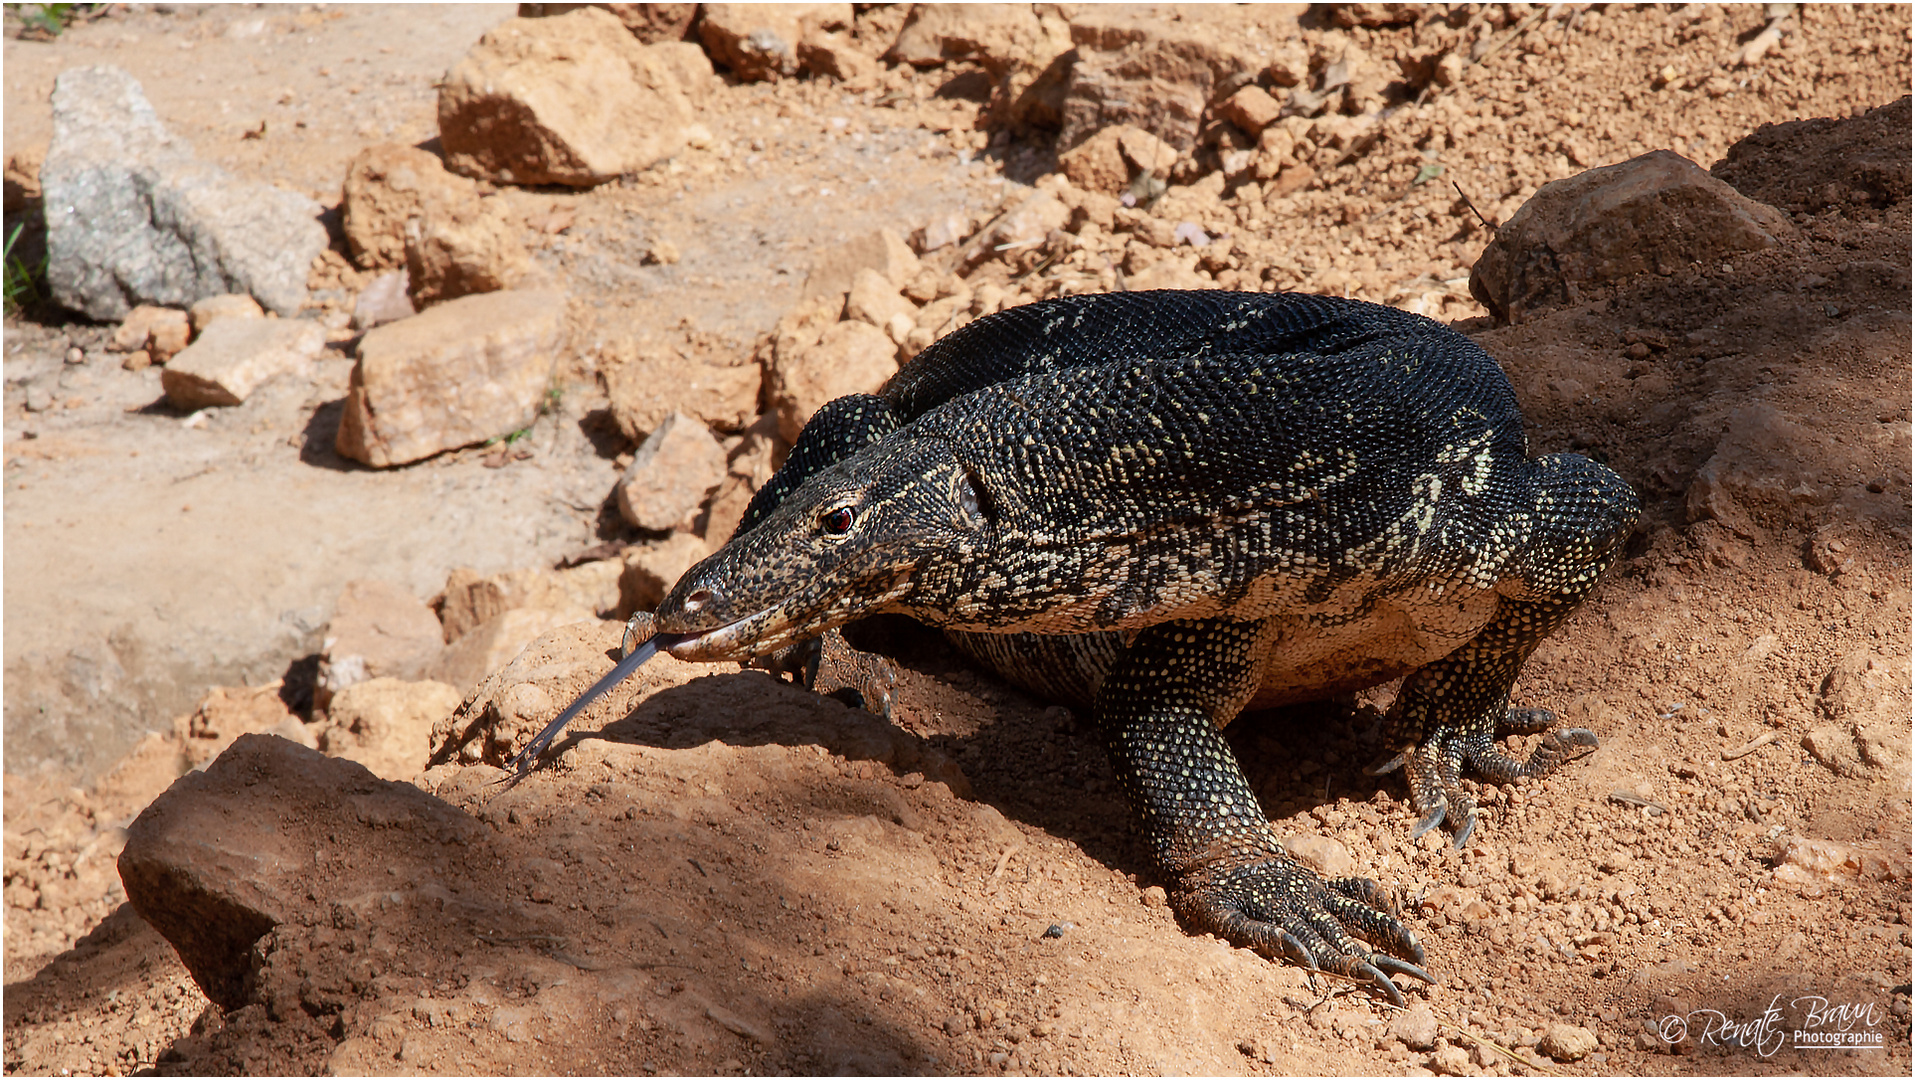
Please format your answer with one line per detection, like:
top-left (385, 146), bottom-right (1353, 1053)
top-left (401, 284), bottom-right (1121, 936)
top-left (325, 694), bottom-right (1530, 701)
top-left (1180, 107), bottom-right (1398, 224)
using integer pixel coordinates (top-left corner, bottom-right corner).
top-left (820, 506), bottom-right (856, 535)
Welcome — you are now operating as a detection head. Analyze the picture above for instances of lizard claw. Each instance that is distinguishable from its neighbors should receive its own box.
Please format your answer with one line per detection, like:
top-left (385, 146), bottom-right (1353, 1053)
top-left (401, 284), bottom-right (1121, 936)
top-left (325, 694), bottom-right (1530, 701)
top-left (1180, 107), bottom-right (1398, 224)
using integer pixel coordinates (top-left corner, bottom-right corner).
top-left (1394, 707), bottom-right (1599, 847)
top-left (1174, 856), bottom-right (1430, 1007)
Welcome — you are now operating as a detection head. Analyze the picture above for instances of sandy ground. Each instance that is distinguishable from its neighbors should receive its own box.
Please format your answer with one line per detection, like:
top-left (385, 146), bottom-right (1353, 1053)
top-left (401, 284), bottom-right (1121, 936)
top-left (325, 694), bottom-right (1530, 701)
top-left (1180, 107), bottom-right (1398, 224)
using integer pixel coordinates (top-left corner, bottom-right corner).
top-left (3, 3), bottom-right (1910, 1077)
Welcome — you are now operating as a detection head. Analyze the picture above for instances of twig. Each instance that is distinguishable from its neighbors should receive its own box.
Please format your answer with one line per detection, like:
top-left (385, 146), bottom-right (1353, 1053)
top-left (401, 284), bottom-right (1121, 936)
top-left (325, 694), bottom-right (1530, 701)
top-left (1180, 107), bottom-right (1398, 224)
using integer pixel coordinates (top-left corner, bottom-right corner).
top-left (985, 844), bottom-right (1021, 893)
top-left (1451, 181), bottom-right (1497, 232)
top-left (1444, 1023), bottom-right (1565, 1077)
top-left (1721, 730), bottom-right (1781, 761)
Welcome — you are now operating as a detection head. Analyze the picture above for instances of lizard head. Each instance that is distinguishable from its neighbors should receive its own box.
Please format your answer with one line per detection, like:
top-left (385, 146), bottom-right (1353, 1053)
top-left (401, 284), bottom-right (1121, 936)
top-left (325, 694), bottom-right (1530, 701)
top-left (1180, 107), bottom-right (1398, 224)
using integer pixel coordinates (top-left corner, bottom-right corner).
top-left (653, 433), bottom-right (993, 662)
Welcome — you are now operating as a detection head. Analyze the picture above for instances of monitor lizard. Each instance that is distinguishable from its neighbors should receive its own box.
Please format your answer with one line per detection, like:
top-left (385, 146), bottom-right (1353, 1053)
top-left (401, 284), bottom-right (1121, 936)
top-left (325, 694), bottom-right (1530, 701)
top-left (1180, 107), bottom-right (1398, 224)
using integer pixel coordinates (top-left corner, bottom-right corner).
top-left (513, 290), bottom-right (1640, 1004)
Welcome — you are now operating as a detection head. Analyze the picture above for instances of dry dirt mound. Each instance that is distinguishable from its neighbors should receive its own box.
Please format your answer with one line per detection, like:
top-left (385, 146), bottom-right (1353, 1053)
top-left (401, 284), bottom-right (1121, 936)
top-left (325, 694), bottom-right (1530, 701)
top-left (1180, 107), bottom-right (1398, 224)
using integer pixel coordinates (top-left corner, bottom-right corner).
top-left (4, 4), bottom-right (1911, 1077)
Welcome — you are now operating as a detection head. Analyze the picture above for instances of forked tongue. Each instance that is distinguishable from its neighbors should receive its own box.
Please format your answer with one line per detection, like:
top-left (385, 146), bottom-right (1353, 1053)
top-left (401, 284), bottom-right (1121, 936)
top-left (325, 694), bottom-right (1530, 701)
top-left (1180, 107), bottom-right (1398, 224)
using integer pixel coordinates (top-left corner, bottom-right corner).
top-left (502, 629), bottom-right (693, 779)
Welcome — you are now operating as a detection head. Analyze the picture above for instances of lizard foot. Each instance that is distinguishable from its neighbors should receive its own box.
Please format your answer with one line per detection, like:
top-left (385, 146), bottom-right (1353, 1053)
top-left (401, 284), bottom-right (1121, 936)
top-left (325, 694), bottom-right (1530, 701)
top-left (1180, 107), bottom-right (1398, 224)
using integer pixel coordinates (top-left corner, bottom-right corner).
top-left (1373, 708), bottom-right (1599, 847)
top-left (1175, 857), bottom-right (1432, 1006)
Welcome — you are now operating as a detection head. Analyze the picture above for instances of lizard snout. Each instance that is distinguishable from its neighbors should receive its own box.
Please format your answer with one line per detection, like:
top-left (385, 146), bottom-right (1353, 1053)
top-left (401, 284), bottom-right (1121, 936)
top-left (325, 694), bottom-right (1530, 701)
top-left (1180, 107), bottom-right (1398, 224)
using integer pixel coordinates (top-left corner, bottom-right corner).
top-left (680, 586), bottom-right (715, 615)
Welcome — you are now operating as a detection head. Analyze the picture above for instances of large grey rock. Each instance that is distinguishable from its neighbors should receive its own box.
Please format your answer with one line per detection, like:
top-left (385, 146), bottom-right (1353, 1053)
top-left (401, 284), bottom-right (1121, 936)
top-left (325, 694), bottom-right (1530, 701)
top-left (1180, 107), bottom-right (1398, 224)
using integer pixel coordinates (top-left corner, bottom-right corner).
top-left (335, 289), bottom-right (567, 467)
top-left (41, 66), bottom-right (327, 320)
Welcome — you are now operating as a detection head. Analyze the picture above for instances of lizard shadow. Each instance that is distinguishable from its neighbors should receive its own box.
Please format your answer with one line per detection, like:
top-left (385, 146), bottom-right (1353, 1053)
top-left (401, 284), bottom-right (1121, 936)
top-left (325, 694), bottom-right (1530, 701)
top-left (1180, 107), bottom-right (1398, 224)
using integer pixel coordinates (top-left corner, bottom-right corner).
top-left (582, 618), bottom-right (1408, 891)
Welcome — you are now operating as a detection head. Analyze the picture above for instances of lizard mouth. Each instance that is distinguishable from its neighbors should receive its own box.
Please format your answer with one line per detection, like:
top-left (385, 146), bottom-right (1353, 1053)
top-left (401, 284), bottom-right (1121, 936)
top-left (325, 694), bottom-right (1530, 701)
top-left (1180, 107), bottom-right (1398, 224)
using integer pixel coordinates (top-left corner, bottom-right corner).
top-left (655, 572), bottom-right (918, 663)
top-left (655, 613), bottom-right (787, 662)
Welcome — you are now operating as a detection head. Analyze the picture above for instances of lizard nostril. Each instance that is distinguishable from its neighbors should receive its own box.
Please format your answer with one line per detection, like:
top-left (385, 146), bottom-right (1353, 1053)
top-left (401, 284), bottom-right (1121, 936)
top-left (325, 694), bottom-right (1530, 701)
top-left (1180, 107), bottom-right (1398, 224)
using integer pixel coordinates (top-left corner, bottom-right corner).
top-left (683, 587), bottom-right (714, 614)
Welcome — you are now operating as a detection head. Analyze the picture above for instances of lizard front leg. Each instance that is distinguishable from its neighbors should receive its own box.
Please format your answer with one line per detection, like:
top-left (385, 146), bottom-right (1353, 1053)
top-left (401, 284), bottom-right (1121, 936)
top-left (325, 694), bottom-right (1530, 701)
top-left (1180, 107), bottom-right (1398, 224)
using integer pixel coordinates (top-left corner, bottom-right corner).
top-left (1370, 601), bottom-right (1599, 848)
top-left (1097, 618), bottom-right (1431, 1004)
top-left (1375, 452), bottom-right (1637, 846)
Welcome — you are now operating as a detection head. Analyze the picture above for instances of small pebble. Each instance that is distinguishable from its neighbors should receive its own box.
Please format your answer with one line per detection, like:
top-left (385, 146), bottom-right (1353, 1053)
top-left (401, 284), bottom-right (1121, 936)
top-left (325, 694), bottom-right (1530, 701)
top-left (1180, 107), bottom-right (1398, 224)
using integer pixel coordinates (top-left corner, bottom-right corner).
top-left (1539, 1022), bottom-right (1597, 1062)
top-left (1431, 1041), bottom-right (1472, 1075)
top-left (1388, 1003), bottom-right (1439, 1051)
top-left (64, 347), bottom-right (85, 364)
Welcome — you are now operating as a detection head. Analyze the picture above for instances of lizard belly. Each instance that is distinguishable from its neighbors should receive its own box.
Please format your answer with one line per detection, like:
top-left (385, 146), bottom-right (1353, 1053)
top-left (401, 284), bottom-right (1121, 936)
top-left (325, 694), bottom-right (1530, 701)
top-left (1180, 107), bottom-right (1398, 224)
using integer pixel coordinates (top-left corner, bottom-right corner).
top-left (1242, 573), bottom-right (1503, 713)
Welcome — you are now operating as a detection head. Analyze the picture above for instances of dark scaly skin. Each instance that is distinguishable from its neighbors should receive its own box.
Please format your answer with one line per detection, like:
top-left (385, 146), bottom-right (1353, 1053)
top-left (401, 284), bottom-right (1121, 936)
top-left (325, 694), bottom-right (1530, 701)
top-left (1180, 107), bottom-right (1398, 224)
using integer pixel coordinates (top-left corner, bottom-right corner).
top-left (612, 291), bottom-right (1636, 1004)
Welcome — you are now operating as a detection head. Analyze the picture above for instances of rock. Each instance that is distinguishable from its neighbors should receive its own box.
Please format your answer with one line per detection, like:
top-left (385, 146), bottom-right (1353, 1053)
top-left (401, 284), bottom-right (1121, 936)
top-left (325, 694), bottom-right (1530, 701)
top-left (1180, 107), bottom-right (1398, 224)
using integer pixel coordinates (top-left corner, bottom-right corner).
top-left (1470, 150), bottom-right (1797, 323)
top-left (1219, 83), bottom-right (1282, 134)
top-left (430, 619), bottom-right (741, 768)
top-left (1431, 1042), bottom-right (1472, 1075)
top-left (174, 684), bottom-right (311, 771)
top-left (1280, 834), bottom-right (1356, 878)
top-left (336, 289), bottom-right (566, 467)
top-left (3, 146), bottom-right (42, 210)
top-left (187, 293), bottom-right (264, 334)
top-left (801, 228), bottom-right (922, 302)
top-left (600, 339), bottom-right (762, 443)
top-left (430, 606), bottom-right (601, 695)
top-left (339, 144), bottom-right (479, 272)
top-left (41, 66), bottom-right (326, 320)
top-left (620, 531), bottom-right (712, 614)
top-left (697, 3), bottom-right (850, 81)
top-left (647, 40), bottom-right (719, 103)
top-left (1289, 34), bottom-right (1392, 118)
top-left (159, 317), bottom-right (325, 410)
top-left (1058, 128), bottom-right (1129, 196)
top-left (885, 4), bottom-right (1075, 127)
top-left (913, 210), bottom-right (974, 254)
top-left (1771, 833), bottom-right (1909, 889)
top-left (437, 562), bottom-right (623, 645)
top-left (315, 579), bottom-right (447, 712)
top-left (1057, 9), bottom-right (1269, 154)
top-left (797, 32), bottom-right (881, 85)
top-left (1124, 252), bottom-right (1207, 291)
top-left (769, 319), bottom-right (898, 444)
top-left (520, 2), bottom-right (699, 44)
top-left (438, 7), bottom-right (697, 186)
top-left (404, 198), bottom-right (535, 305)
top-left (1417, 884), bottom-right (1493, 923)
top-left (616, 411), bottom-right (729, 531)
top-left (1058, 124), bottom-right (1177, 197)
top-left (117, 734), bottom-right (488, 1010)
top-left (845, 268), bottom-right (916, 330)
top-left (109, 305), bottom-right (190, 362)
top-left (699, 473), bottom-right (757, 545)
top-left (1387, 1003), bottom-right (1439, 1051)
top-left (316, 677), bottom-right (461, 782)
top-left (352, 270), bottom-right (416, 331)
top-left (1332, 3), bottom-right (1425, 27)
top-left (1803, 724), bottom-right (1865, 777)
top-left (1538, 1023), bottom-right (1598, 1062)
top-left (1685, 402), bottom-right (1841, 528)
top-left (961, 190), bottom-right (1070, 271)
